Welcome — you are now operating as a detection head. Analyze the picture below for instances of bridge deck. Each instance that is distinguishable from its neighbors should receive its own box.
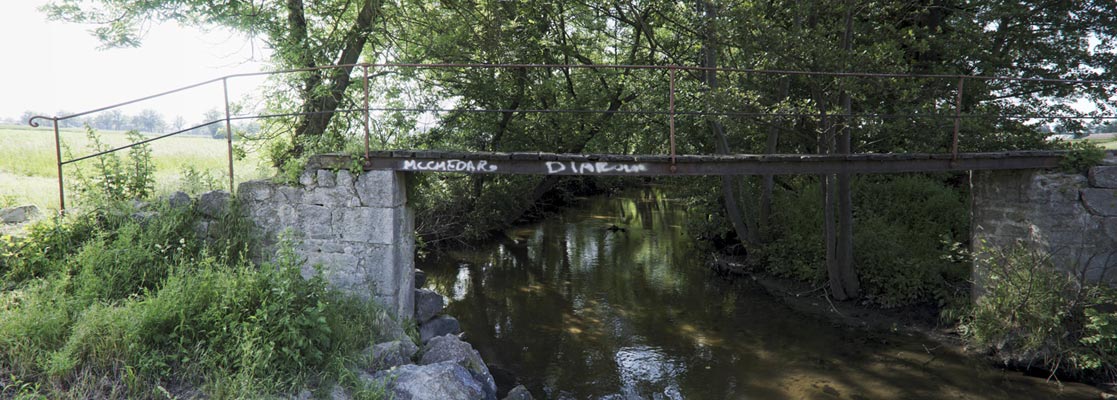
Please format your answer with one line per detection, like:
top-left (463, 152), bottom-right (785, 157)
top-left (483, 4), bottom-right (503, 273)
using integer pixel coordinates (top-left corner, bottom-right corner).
top-left (308, 150), bottom-right (1071, 176)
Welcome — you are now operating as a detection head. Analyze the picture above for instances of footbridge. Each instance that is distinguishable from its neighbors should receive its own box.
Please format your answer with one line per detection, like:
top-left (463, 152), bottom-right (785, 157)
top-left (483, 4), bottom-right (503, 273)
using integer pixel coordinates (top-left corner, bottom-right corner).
top-left (27, 62), bottom-right (1114, 317)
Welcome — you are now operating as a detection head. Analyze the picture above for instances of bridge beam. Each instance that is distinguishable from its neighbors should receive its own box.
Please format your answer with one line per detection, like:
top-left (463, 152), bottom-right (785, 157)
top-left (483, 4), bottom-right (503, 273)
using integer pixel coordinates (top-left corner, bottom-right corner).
top-left (309, 151), bottom-right (1066, 176)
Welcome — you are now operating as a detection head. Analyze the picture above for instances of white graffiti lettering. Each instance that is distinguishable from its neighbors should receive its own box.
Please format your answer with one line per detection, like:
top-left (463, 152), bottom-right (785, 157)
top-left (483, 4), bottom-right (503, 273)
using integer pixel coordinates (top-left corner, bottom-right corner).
top-left (544, 161), bottom-right (648, 174)
top-left (401, 159), bottom-right (498, 172)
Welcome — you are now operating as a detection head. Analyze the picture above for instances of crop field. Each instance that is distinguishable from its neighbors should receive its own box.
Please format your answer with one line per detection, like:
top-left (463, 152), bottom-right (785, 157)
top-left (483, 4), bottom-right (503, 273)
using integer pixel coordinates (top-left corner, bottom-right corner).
top-left (0, 125), bottom-right (270, 212)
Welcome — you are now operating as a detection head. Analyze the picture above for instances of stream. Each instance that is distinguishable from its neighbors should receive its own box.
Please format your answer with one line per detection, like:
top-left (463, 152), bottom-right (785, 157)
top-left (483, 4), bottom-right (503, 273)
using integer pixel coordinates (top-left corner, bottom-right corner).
top-left (420, 188), bottom-right (1098, 399)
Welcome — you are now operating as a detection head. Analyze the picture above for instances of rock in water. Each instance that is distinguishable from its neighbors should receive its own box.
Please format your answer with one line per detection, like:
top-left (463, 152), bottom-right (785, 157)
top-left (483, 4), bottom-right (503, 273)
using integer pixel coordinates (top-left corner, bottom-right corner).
top-left (371, 362), bottom-right (485, 400)
top-left (419, 315), bottom-right (461, 343)
top-left (420, 335), bottom-right (498, 400)
top-left (503, 385), bottom-right (533, 400)
top-left (414, 288), bottom-right (446, 323)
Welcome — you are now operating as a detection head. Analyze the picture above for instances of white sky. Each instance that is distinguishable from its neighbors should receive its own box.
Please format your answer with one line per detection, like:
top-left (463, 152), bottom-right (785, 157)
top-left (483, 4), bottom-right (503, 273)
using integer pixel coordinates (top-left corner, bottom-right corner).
top-left (0, 0), bottom-right (270, 125)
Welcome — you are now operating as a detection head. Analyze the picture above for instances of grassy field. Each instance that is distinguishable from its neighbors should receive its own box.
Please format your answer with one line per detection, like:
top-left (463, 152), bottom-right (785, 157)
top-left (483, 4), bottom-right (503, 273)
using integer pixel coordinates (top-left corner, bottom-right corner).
top-left (1079, 132), bottom-right (1117, 149)
top-left (0, 125), bottom-right (271, 213)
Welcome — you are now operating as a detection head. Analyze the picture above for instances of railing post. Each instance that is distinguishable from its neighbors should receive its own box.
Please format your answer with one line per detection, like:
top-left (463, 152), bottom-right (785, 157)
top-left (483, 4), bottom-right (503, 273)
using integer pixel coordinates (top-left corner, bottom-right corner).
top-left (952, 77), bottom-right (965, 161)
top-left (363, 64), bottom-right (371, 162)
top-left (223, 78), bottom-right (235, 194)
top-left (669, 65), bottom-right (677, 173)
top-left (52, 118), bottom-right (65, 213)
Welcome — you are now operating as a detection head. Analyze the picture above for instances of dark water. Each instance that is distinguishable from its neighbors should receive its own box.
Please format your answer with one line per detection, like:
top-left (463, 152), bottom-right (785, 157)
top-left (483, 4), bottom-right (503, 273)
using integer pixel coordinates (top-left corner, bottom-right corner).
top-left (421, 188), bottom-right (1097, 399)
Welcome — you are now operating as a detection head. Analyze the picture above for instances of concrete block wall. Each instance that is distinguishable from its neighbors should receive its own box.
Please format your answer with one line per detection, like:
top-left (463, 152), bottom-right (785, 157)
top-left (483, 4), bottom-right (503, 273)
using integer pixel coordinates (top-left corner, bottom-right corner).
top-left (237, 169), bottom-right (414, 318)
top-left (973, 167), bottom-right (1117, 285)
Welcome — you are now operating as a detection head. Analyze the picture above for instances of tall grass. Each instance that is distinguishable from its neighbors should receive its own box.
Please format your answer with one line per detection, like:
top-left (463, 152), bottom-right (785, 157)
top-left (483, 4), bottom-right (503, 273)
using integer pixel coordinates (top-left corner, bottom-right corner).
top-left (0, 125), bottom-right (269, 213)
top-left (0, 128), bottom-right (392, 398)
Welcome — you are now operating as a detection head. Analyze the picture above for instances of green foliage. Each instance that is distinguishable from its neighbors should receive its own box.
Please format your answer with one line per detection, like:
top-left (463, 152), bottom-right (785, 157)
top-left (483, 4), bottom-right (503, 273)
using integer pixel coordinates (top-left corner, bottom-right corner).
top-left (178, 165), bottom-right (223, 195)
top-left (961, 241), bottom-right (1117, 382)
top-left (757, 175), bottom-right (969, 307)
top-left (1, 204), bottom-right (389, 398)
top-left (1056, 140), bottom-right (1106, 174)
top-left (70, 126), bottom-right (155, 203)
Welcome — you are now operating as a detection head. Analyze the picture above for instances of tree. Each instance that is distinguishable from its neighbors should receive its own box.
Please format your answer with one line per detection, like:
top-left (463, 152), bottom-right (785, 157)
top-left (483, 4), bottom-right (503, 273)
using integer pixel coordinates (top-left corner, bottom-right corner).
top-left (132, 109), bottom-right (167, 133)
top-left (44, 0), bottom-right (388, 163)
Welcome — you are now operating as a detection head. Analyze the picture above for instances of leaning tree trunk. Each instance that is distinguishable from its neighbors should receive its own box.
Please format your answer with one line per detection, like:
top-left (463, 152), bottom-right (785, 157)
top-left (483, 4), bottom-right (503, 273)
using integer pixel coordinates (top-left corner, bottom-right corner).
top-left (285, 0), bottom-right (384, 162)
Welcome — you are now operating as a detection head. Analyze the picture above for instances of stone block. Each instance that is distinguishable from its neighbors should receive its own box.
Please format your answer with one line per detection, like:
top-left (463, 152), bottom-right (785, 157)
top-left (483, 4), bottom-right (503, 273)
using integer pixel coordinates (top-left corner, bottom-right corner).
top-left (1090, 166), bottom-right (1117, 188)
top-left (299, 170), bottom-right (316, 187)
top-left (334, 207), bottom-right (395, 244)
top-left (356, 170), bottom-right (407, 207)
top-left (238, 180), bottom-right (274, 201)
top-left (297, 204), bottom-right (335, 239)
top-left (337, 169), bottom-right (356, 189)
top-left (1081, 188), bottom-right (1117, 216)
top-left (302, 186), bottom-right (359, 207)
top-left (317, 170), bottom-right (336, 188)
top-left (197, 191), bottom-right (230, 219)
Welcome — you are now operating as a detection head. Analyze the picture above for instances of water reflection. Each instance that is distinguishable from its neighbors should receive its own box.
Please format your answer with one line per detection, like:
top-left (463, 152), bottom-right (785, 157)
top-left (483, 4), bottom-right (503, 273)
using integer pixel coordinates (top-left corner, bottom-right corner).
top-left (421, 188), bottom-right (1097, 399)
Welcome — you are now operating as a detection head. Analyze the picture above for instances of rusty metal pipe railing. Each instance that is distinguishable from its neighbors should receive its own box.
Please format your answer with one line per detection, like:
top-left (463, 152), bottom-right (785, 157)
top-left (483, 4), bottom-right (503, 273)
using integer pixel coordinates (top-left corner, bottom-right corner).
top-left (28, 62), bottom-right (1117, 213)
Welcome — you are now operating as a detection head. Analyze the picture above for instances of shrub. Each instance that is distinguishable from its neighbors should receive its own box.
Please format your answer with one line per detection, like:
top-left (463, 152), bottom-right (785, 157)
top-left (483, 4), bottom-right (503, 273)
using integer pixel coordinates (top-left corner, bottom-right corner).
top-left (962, 241), bottom-right (1117, 382)
top-left (1056, 140), bottom-right (1105, 174)
top-left (759, 175), bottom-right (970, 306)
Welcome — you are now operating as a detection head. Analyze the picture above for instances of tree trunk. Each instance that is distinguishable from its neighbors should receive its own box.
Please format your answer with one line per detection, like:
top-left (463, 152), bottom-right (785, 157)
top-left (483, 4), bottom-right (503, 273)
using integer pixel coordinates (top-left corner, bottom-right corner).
top-left (702, 0), bottom-right (755, 247)
top-left (759, 76), bottom-right (790, 242)
top-left (816, 94), bottom-right (847, 300)
top-left (835, 4), bottom-right (860, 299)
top-left (286, 0), bottom-right (384, 162)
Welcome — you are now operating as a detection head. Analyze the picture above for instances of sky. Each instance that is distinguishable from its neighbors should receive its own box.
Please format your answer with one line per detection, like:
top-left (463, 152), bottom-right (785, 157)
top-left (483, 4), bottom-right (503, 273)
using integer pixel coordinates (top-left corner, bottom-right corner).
top-left (0, 0), bottom-right (270, 125)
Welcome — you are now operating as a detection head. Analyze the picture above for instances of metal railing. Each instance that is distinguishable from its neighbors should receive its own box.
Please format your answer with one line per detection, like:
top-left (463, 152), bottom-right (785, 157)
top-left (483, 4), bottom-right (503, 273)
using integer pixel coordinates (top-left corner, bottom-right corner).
top-left (28, 62), bottom-right (1117, 212)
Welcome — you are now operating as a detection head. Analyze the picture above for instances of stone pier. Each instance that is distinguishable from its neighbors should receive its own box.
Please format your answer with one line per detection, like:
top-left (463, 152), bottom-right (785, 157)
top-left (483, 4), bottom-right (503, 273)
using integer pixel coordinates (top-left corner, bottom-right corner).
top-left (237, 167), bottom-right (414, 318)
top-left (972, 166), bottom-right (1117, 286)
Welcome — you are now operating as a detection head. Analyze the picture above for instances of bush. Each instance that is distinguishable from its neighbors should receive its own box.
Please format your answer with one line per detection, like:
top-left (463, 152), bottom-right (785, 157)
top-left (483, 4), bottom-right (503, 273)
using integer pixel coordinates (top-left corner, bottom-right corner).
top-left (962, 241), bottom-right (1117, 383)
top-left (759, 175), bottom-right (970, 307)
top-left (1056, 140), bottom-right (1105, 174)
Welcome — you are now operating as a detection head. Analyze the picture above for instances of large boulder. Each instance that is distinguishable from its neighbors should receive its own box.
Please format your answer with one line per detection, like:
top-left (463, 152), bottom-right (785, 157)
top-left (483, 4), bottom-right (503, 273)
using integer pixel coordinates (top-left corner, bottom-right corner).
top-left (1, 205), bottom-right (40, 224)
top-left (420, 335), bottom-right (497, 400)
top-left (368, 340), bottom-right (419, 371)
top-left (414, 288), bottom-right (446, 323)
top-left (419, 315), bottom-right (461, 343)
top-left (371, 362), bottom-right (485, 400)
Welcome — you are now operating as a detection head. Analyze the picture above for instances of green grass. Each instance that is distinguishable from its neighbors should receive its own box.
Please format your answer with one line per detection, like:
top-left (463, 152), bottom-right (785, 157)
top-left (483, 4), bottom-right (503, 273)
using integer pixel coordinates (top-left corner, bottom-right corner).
top-left (0, 199), bottom-right (393, 399)
top-left (1075, 133), bottom-right (1117, 150)
top-left (0, 125), bottom-right (270, 213)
